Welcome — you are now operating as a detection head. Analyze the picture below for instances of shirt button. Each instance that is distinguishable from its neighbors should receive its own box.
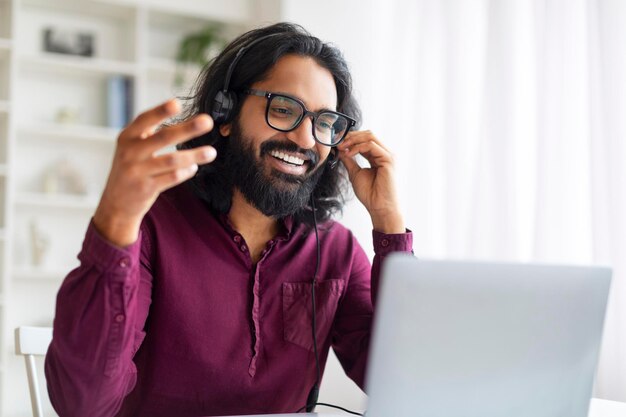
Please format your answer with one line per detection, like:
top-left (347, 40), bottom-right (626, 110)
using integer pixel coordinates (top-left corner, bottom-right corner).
top-left (233, 235), bottom-right (241, 243)
top-left (240, 245), bottom-right (248, 252)
top-left (381, 238), bottom-right (390, 247)
top-left (119, 257), bottom-right (130, 268)
top-left (114, 314), bottom-right (125, 323)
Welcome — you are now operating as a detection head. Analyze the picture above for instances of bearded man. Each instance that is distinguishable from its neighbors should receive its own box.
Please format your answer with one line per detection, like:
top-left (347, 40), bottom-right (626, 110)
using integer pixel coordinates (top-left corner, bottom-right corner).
top-left (45, 22), bottom-right (413, 417)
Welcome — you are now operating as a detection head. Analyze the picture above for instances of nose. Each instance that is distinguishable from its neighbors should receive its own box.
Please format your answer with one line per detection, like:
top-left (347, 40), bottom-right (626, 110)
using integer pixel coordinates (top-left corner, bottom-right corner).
top-left (285, 115), bottom-right (316, 150)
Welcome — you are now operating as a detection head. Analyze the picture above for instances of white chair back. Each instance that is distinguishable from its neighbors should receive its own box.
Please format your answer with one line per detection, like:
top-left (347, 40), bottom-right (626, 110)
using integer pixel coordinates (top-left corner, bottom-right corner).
top-left (15, 326), bottom-right (53, 417)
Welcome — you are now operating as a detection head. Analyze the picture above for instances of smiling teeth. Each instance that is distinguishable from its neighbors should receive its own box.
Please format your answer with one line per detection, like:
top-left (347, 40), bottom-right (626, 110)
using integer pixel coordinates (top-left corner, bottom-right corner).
top-left (270, 151), bottom-right (305, 166)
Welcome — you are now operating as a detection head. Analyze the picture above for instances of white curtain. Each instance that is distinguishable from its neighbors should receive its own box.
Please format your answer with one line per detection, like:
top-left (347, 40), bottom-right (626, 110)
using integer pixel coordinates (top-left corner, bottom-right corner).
top-left (360, 0), bottom-right (626, 401)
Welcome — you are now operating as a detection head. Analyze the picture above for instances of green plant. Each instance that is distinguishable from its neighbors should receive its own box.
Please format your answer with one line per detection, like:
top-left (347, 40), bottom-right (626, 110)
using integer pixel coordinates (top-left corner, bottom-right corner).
top-left (174, 24), bottom-right (224, 86)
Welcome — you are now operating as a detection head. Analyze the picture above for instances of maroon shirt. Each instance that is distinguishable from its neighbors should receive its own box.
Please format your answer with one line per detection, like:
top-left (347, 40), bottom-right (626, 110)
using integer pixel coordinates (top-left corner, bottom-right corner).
top-left (44, 182), bottom-right (413, 417)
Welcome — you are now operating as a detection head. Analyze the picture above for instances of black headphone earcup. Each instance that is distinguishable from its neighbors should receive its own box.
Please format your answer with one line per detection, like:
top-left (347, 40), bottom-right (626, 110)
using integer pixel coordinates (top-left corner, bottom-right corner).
top-left (211, 90), bottom-right (237, 124)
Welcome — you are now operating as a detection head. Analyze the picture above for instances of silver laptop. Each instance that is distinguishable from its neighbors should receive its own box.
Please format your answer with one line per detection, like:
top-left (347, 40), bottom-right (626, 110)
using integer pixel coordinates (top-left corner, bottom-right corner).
top-left (365, 256), bottom-right (612, 417)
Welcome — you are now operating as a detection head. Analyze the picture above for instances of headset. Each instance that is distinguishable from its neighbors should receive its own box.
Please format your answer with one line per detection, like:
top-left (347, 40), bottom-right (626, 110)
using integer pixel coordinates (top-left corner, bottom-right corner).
top-left (210, 33), bottom-right (281, 124)
top-left (214, 31), bottom-right (362, 416)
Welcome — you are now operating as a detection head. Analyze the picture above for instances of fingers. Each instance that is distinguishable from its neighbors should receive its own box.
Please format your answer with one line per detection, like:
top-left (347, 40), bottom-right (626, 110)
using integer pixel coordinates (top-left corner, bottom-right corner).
top-left (119, 99), bottom-right (214, 158)
top-left (122, 99), bottom-right (182, 140)
top-left (140, 114), bottom-right (214, 157)
top-left (141, 146), bottom-right (216, 195)
top-left (142, 146), bottom-right (216, 177)
top-left (339, 153), bottom-right (361, 180)
top-left (340, 130), bottom-right (391, 153)
top-left (337, 131), bottom-right (393, 168)
top-left (151, 164), bottom-right (201, 194)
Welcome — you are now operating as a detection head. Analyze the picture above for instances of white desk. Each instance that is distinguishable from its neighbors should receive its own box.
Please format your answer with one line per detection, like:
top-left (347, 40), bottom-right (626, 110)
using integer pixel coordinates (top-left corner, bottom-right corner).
top-left (225, 398), bottom-right (626, 417)
top-left (589, 398), bottom-right (626, 417)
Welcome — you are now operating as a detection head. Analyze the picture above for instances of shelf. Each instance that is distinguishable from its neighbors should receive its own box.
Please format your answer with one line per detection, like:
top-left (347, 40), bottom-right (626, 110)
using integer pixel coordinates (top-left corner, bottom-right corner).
top-left (18, 123), bottom-right (119, 143)
top-left (12, 266), bottom-right (71, 281)
top-left (15, 192), bottom-right (99, 210)
top-left (20, 54), bottom-right (138, 77)
top-left (146, 57), bottom-right (203, 77)
top-left (146, 0), bottom-right (252, 25)
top-left (22, 0), bottom-right (137, 21)
top-left (146, 59), bottom-right (204, 89)
top-left (146, 57), bottom-right (180, 75)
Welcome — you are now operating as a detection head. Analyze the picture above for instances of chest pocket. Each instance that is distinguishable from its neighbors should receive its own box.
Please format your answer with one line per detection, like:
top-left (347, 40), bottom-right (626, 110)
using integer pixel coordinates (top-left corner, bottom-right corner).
top-left (282, 279), bottom-right (345, 351)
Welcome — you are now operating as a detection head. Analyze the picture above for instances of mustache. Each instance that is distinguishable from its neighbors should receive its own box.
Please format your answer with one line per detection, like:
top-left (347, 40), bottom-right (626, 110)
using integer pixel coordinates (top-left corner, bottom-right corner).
top-left (259, 140), bottom-right (320, 168)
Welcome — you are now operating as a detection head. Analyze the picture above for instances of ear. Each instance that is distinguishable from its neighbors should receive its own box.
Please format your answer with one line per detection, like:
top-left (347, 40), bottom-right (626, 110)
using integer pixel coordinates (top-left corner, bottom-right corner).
top-left (219, 123), bottom-right (232, 137)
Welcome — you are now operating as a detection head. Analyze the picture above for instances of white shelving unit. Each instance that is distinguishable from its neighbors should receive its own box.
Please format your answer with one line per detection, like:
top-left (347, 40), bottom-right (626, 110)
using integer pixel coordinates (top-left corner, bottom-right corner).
top-left (17, 123), bottom-right (119, 143)
top-left (0, 0), bottom-right (279, 415)
top-left (14, 192), bottom-right (100, 210)
top-left (20, 53), bottom-right (139, 76)
top-left (0, 0), bottom-right (14, 413)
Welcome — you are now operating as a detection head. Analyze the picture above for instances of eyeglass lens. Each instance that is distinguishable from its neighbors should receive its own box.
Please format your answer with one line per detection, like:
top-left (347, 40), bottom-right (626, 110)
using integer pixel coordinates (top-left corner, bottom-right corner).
top-left (268, 95), bottom-right (349, 145)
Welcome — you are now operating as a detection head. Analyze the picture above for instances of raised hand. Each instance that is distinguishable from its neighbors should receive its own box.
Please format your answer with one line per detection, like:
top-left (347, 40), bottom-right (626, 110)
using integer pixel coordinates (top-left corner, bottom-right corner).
top-left (93, 99), bottom-right (216, 247)
top-left (336, 130), bottom-right (405, 234)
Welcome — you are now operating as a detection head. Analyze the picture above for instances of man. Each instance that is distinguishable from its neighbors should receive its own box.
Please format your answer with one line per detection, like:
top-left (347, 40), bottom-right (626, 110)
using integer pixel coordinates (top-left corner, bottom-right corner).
top-left (45, 23), bottom-right (412, 417)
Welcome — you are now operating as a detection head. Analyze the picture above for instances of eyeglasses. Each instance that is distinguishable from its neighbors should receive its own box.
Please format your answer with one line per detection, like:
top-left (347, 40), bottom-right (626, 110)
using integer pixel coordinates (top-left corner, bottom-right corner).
top-left (243, 89), bottom-right (356, 147)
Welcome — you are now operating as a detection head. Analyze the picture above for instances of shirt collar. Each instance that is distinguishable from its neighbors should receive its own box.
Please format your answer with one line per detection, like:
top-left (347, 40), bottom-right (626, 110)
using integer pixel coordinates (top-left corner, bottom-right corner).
top-left (181, 180), bottom-right (296, 242)
top-left (217, 212), bottom-right (294, 242)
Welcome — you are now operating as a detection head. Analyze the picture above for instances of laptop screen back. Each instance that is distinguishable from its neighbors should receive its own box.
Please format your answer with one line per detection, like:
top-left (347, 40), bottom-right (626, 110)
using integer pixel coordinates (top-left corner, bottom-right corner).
top-left (365, 256), bottom-right (611, 417)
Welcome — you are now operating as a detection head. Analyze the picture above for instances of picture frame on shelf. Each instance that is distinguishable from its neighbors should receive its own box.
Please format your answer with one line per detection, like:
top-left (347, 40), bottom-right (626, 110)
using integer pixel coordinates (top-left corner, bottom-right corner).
top-left (42, 27), bottom-right (95, 58)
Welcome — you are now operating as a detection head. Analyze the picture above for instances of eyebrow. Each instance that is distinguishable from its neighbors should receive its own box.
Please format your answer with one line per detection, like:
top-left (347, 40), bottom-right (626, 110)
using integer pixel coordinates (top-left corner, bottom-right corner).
top-left (272, 90), bottom-right (336, 113)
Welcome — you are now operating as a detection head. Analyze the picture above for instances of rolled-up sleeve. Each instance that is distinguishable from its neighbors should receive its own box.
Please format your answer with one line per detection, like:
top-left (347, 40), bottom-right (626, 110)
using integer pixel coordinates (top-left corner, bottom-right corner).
top-left (45, 220), bottom-right (153, 417)
top-left (371, 229), bottom-right (413, 305)
top-left (332, 229), bottom-right (413, 390)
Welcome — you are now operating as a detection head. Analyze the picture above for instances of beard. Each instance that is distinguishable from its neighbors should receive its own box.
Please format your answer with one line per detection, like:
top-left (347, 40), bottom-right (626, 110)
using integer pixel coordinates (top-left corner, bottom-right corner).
top-left (224, 121), bottom-right (325, 218)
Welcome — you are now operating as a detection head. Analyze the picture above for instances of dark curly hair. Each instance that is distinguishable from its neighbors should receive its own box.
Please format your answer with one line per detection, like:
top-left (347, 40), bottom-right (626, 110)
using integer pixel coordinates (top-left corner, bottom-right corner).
top-left (178, 22), bottom-right (361, 228)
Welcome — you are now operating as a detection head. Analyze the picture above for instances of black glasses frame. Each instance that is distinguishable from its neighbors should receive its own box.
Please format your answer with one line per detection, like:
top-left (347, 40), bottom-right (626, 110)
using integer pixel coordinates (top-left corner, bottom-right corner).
top-left (243, 88), bottom-right (356, 147)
